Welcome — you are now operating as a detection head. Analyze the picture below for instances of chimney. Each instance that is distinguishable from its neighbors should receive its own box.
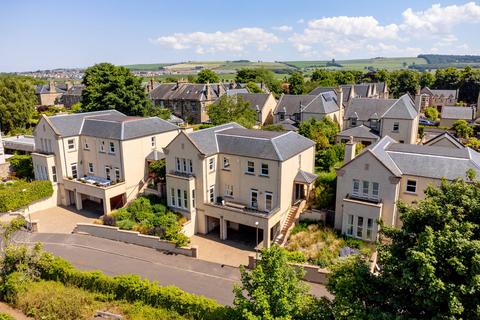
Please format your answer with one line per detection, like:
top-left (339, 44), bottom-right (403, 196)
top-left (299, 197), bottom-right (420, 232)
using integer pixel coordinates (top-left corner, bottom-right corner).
top-left (345, 136), bottom-right (357, 162)
top-left (65, 81), bottom-right (72, 91)
top-left (414, 91), bottom-right (422, 113)
top-left (205, 83), bottom-right (211, 101)
top-left (217, 83), bottom-right (224, 97)
top-left (149, 78), bottom-right (155, 92)
top-left (336, 86), bottom-right (344, 130)
top-left (49, 80), bottom-right (56, 93)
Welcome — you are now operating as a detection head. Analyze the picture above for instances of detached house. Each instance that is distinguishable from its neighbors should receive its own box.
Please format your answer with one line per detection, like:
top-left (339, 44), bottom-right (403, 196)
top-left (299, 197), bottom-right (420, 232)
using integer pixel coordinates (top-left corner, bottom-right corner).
top-left (340, 94), bottom-right (420, 144)
top-left (164, 123), bottom-right (317, 248)
top-left (309, 82), bottom-right (389, 103)
top-left (31, 110), bottom-right (180, 214)
top-left (148, 82), bottom-right (224, 124)
top-left (35, 81), bottom-right (66, 106)
top-left (335, 136), bottom-right (480, 241)
top-left (273, 89), bottom-right (343, 129)
top-left (223, 92), bottom-right (276, 125)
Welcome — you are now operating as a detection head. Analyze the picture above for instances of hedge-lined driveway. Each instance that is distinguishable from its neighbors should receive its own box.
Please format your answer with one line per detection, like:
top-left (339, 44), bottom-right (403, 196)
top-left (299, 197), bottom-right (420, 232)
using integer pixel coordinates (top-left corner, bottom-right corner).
top-left (13, 231), bottom-right (331, 305)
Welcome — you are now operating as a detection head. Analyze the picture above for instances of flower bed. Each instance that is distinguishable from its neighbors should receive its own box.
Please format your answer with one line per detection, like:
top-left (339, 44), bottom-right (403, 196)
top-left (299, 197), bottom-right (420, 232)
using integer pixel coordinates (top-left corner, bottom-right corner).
top-left (101, 194), bottom-right (189, 247)
top-left (285, 220), bottom-right (375, 268)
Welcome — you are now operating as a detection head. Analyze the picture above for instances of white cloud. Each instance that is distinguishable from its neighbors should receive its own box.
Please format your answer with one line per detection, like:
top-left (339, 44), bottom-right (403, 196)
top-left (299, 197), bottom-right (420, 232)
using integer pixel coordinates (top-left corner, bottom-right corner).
top-left (272, 25), bottom-right (293, 32)
top-left (297, 18), bottom-right (305, 24)
top-left (365, 43), bottom-right (422, 56)
top-left (152, 27), bottom-right (280, 54)
top-left (289, 16), bottom-right (399, 56)
top-left (401, 2), bottom-right (480, 34)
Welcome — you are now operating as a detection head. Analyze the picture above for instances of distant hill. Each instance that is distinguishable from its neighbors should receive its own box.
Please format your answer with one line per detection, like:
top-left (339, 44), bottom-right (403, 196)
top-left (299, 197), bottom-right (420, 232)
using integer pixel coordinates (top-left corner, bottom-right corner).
top-left (418, 54), bottom-right (480, 64)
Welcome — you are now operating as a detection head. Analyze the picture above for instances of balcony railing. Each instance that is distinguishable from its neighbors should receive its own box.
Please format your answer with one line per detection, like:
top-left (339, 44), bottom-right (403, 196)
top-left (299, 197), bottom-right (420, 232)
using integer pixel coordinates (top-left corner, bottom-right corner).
top-left (65, 175), bottom-right (124, 189)
top-left (168, 170), bottom-right (195, 178)
top-left (346, 193), bottom-right (382, 204)
top-left (207, 198), bottom-right (280, 217)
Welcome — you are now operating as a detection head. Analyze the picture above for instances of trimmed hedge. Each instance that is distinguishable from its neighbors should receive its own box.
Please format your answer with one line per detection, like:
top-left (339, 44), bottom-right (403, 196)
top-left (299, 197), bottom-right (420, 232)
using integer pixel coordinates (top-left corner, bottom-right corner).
top-left (35, 253), bottom-right (230, 320)
top-left (0, 180), bottom-right (53, 212)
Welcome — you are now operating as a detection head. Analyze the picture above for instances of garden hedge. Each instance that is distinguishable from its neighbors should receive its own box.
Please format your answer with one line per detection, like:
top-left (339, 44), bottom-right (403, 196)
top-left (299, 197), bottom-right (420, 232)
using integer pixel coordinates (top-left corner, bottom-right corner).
top-left (35, 253), bottom-right (230, 320)
top-left (0, 180), bottom-right (53, 212)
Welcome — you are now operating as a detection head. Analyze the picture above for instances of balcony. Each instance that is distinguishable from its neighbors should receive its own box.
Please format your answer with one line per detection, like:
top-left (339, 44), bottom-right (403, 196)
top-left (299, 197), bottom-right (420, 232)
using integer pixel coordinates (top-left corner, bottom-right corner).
top-left (345, 193), bottom-right (382, 204)
top-left (167, 170), bottom-right (195, 179)
top-left (206, 198), bottom-right (280, 218)
top-left (63, 176), bottom-right (126, 199)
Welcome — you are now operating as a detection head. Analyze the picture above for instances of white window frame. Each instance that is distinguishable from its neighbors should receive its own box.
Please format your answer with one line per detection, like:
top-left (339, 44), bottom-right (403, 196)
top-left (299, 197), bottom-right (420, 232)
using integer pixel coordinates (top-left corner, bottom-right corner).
top-left (247, 161), bottom-right (255, 174)
top-left (99, 141), bottom-right (106, 153)
top-left (151, 136), bottom-right (156, 148)
top-left (372, 182), bottom-right (379, 200)
top-left (209, 185), bottom-right (215, 203)
top-left (352, 179), bottom-right (360, 196)
top-left (261, 163), bottom-right (269, 176)
top-left (67, 139), bottom-right (75, 150)
top-left (88, 162), bottom-right (94, 174)
top-left (84, 140), bottom-right (90, 150)
top-left (105, 166), bottom-right (111, 180)
top-left (393, 122), bottom-right (400, 132)
top-left (188, 159), bottom-right (193, 173)
top-left (71, 163), bottom-right (78, 179)
top-left (177, 189), bottom-right (182, 208)
top-left (51, 166), bottom-right (57, 183)
top-left (406, 179), bottom-right (417, 193)
top-left (366, 218), bottom-right (374, 240)
top-left (225, 184), bottom-right (233, 197)
top-left (109, 142), bottom-right (115, 154)
top-left (250, 189), bottom-right (258, 209)
top-left (209, 158), bottom-right (215, 172)
top-left (346, 214), bottom-right (354, 236)
top-left (362, 181), bottom-right (369, 197)
top-left (170, 188), bottom-right (176, 207)
top-left (265, 192), bottom-right (273, 211)
top-left (356, 216), bottom-right (364, 239)
top-left (183, 190), bottom-right (188, 209)
top-left (183, 158), bottom-right (187, 172)
top-left (222, 157), bottom-right (230, 169)
top-left (176, 157), bottom-right (181, 172)
top-left (114, 167), bottom-right (120, 182)
top-left (191, 189), bottom-right (196, 208)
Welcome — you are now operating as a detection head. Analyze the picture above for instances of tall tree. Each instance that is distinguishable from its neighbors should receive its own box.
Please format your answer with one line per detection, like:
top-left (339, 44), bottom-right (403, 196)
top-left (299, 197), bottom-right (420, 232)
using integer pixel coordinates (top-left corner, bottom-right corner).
top-left (233, 246), bottom-right (314, 320)
top-left (459, 66), bottom-right (480, 104)
top-left (0, 76), bottom-right (37, 134)
top-left (288, 71), bottom-right (305, 94)
top-left (434, 67), bottom-right (462, 89)
top-left (419, 71), bottom-right (436, 88)
top-left (236, 68), bottom-right (282, 96)
top-left (389, 70), bottom-right (420, 97)
top-left (196, 69), bottom-right (220, 84)
top-left (327, 176), bottom-right (480, 319)
top-left (82, 63), bottom-right (151, 116)
top-left (207, 95), bottom-right (257, 128)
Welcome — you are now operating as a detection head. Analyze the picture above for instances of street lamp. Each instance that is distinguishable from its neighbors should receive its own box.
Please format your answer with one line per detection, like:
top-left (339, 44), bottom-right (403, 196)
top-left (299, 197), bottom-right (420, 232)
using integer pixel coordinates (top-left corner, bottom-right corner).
top-left (255, 221), bottom-right (259, 261)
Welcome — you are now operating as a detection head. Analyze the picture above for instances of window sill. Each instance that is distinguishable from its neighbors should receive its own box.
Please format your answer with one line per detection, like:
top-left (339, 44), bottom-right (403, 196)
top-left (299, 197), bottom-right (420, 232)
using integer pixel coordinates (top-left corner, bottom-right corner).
top-left (108, 152), bottom-right (116, 155)
top-left (259, 174), bottom-right (269, 178)
top-left (245, 172), bottom-right (255, 176)
top-left (222, 168), bottom-right (231, 171)
top-left (224, 195), bottom-right (234, 199)
top-left (404, 191), bottom-right (417, 195)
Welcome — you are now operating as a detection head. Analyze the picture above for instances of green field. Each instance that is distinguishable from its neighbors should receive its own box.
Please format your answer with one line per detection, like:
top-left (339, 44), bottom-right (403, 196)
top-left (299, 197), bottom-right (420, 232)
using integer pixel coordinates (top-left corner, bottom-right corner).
top-left (125, 63), bottom-right (172, 70)
top-left (284, 57), bottom-right (428, 71)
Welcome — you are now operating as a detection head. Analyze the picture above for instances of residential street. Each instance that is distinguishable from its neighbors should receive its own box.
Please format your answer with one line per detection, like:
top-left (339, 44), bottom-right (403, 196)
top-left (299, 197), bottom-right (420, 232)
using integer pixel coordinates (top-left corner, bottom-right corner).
top-left (12, 231), bottom-right (331, 305)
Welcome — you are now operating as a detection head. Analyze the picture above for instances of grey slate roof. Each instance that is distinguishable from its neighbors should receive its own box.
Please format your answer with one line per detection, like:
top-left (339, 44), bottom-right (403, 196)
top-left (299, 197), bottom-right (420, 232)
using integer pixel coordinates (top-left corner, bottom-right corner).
top-left (337, 125), bottom-right (380, 140)
top-left (423, 132), bottom-right (464, 148)
top-left (441, 106), bottom-right (474, 120)
top-left (277, 119), bottom-right (299, 131)
top-left (35, 84), bottom-right (66, 94)
top-left (235, 93), bottom-right (270, 111)
top-left (274, 92), bottom-right (339, 116)
top-left (148, 83), bottom-right (222, 101)
top-left (294, 170), bottom-right (318, 184)
top-left (424, 87), bottom-right (458, 98)
top-left (345, 94), bottom-right (417, 121)
top-left (187, 123), bottom-right (315, 161)
top-left (309, 85), bottom-right (352, 106)
top-left (364, 136), bottom-right (480, 180)
top-left (46, 110), bottom-right (178, 140)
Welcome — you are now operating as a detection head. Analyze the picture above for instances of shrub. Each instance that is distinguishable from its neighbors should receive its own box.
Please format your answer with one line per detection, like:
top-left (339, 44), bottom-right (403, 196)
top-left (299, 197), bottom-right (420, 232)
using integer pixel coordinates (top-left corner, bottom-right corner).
top-left (0, 180), bottom-right (53, 212)
top-left (424, 106), bottom-right (439, 121)
top-left (0, 272), bottom-right (31, 303)
top-left (148, 160), bottom-right (166, 182)
top-left (116, 219), bottom-right (135, 230)
top-left (0, 313), bottom-right (15, 320)
top-left (452, 119), bottom-right (473, 138)
top-left (8, 154), bottom-right (33, 180)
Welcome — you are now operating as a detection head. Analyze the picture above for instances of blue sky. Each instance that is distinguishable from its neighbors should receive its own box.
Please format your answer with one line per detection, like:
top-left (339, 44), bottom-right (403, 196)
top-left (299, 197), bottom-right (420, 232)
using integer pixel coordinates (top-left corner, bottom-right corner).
top-left (1, 0), bottom-right (479, 71)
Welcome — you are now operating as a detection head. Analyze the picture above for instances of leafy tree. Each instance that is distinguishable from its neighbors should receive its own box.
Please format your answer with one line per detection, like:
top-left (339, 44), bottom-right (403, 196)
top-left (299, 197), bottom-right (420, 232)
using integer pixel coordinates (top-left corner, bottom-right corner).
top-left (207, 95), bottom-right (257, 128)
top-left (310, 69), bottom-right (336, 86)
top-left (327, 177), bottom-right (480, 319)
top-left (236, 68), bottom-right (282, 96)
top-left (465, 137), bottom-right (480, 151)
top-left (233, 246), bottom-right (313, 319)
top-left (434, 67), bottom-right (462, 89)
top-left (147, 106), bottom-right (171, 120)
top-left (148, 159), bottom-right (166, 182)
top-left (459, 66), bottom-right (480, 104)
top-left (196, 69), bottom-right (220, 84)
top-left (452, 119), bottom-right (473, 138)
top-left (0, 76), bottom-right (37, 134)
top-left (419, 71), bottom-right (436, 88)
top-left (8, 154), bottom-right (34, 180)
top-left (424, 106), bottom-right (439, 121)
top-left (82, 63), bottom-right (151, 116)
top-left (246, 81), bottom-right (263, 93)
top-left (298, 117), bottom-right (339, 147)
top-left (288, 71), bottom-right (305, 94)
top-left (389, 70), bottom-right (420, 97)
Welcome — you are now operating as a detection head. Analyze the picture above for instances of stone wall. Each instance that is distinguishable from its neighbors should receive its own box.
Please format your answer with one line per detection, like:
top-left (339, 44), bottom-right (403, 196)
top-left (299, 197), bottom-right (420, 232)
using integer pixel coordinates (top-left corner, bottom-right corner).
top-left (74, 223), bottom-right (198, 258)
top-left (0, 163), bottom-right (10, 179)
top-left (248, 255), bottom-right (329, 285)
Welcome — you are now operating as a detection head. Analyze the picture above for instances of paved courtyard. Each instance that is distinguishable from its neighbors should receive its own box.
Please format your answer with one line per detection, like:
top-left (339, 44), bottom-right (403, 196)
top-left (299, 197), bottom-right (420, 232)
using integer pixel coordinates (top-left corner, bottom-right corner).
top-left (190, 234), bottom-right (256, 267)
top-left (29, 206), bottom-right (98, 233)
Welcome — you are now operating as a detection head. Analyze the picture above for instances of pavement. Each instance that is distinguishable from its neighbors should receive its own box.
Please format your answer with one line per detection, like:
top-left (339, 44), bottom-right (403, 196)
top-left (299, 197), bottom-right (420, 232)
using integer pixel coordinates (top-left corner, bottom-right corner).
top-left (28, 206), bottom-right (98, 233)
top-left (12, 231), bottom-right (332, 305)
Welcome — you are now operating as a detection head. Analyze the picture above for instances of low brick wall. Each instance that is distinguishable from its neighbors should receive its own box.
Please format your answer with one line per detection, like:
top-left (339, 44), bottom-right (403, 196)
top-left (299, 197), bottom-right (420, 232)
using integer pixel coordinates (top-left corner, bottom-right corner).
top-left (74, 223), bottom-right (198, 258)
top-left (248, 255), bottom-right (329, 285)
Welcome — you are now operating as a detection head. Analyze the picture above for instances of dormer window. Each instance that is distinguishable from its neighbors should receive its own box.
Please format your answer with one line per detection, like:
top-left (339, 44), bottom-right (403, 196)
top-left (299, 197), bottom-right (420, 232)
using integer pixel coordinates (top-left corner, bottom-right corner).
top-left (351, 118), bottom-right (357, 127)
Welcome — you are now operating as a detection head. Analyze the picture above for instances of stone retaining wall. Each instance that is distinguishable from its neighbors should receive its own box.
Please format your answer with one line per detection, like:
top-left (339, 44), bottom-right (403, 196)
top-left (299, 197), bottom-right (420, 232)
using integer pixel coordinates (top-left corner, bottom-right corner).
top-left (74, 223), bottom-right (198, 258)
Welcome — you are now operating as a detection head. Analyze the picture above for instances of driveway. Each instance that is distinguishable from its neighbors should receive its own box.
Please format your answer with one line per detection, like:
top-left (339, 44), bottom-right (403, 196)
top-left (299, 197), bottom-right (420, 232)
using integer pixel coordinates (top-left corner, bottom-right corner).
top-left (28, 206), bottom-right (98, 233)
top-left (13, 231), bottom-right (332, 305)
top-left (190, 234), bottom-right (256, 267)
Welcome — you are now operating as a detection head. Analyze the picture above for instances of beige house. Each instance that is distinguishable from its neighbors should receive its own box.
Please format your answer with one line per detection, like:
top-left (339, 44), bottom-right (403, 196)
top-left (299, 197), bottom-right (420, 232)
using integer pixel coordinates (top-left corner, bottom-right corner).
top-left (335, 136), bottom-right (480, 241)
top-left (164, 123), bottom-right (317, 248)
top-left (273, 89), bottom-right (343, 129)
top-left (31, 110), bottom-right (180, 214)
top-left (341, 94), bottom-right (420, 144)
top-left (310, 82), bottom-right (389, 103)
top-left (35, 81), bottom-right (66, 106)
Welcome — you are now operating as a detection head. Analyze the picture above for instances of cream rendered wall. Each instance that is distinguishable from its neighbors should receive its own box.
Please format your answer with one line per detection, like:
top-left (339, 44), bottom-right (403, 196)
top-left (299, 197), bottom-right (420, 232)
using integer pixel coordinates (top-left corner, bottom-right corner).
top-left (335, 151), bottom-right (400, 230)
top-left (80, 136), bottom-right (122, 180)
top-left (260, 94), bottom-right (277, 125)
top-left (381, 117), bottom-right (418, 144)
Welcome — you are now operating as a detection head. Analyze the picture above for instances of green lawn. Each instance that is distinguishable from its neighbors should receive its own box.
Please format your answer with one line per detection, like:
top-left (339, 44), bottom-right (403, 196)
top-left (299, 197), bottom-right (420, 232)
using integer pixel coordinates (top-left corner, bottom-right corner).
top-left (284, 57), bottom-right (428, 71)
